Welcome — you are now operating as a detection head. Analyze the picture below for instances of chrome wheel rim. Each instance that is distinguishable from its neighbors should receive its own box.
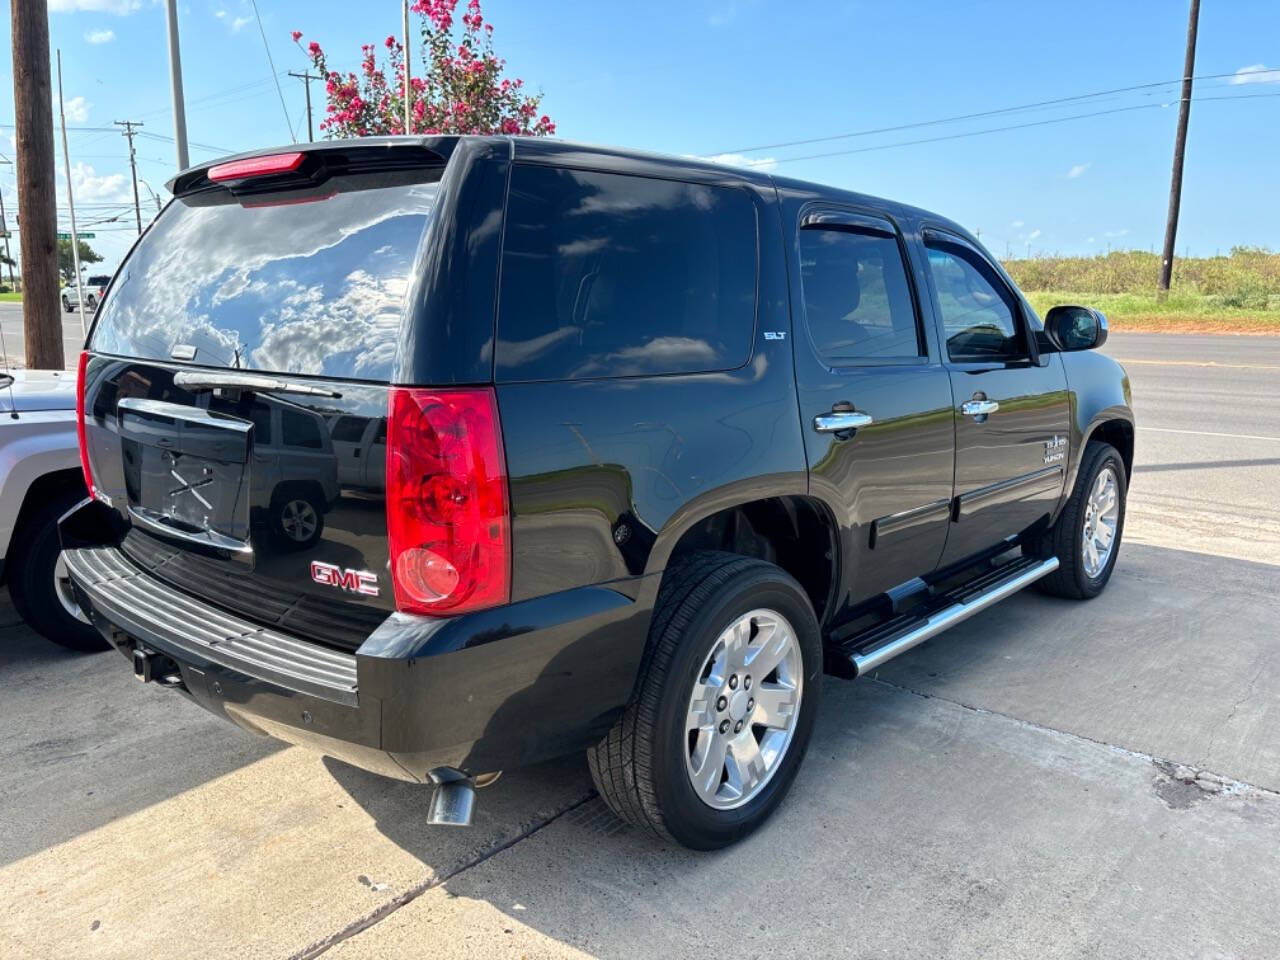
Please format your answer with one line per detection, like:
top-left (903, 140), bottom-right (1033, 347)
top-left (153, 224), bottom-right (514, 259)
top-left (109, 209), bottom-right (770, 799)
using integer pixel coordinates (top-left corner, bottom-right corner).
top-left (53, 553), bottom-right (90, 623)
top-left (685, 608), bottom-right (803, 810)
top-left (281, 499), bottom-right (318, 541)
top-left (1082, 466), bottom-right (1119, 578)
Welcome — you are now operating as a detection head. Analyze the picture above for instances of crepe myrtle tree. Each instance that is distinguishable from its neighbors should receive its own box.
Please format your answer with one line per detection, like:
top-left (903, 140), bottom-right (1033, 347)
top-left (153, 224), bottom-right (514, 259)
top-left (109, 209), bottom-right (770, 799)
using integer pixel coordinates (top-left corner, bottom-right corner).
top-left (294, 0), bottom-right (555, 138)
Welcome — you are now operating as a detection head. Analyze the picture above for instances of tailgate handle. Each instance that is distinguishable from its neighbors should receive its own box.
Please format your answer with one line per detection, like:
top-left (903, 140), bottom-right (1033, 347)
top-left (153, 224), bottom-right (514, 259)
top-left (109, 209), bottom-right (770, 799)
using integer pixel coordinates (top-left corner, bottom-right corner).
top-left (173, 370), bottom-right (342, 399)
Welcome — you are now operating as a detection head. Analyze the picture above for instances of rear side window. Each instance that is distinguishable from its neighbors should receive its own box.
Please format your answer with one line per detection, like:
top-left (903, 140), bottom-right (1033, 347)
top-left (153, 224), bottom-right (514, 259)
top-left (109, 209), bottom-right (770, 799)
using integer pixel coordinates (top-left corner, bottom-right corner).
top-left (90, 173), bottom-right (440, 381)
top-left (799, 223), bottom-right (922, 362)
top-left (496, 165), bottom-right (758, 381)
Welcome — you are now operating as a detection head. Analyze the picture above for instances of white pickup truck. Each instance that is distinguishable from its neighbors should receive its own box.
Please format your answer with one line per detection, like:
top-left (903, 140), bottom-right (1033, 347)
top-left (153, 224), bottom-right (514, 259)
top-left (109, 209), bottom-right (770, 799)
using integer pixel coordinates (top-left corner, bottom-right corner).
top-left (0, 369), bottom-right (103, 650)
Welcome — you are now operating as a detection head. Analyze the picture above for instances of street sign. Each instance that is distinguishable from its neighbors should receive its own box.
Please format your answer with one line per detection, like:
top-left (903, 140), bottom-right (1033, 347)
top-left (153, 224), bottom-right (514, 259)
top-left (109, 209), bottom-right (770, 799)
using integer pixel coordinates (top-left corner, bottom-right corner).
top-left (56, 232), bottom-right (95, 239)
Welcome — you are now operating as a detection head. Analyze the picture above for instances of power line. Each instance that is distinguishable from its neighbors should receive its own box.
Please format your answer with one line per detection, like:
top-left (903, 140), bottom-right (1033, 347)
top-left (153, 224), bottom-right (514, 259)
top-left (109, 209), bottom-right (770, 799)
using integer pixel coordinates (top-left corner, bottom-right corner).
top-left (250, 0), bottom-right (295, 142)
top-left (713, 66), bottom-right (1280, 156)
top-left (726, 91), bottom-right (1280, 169)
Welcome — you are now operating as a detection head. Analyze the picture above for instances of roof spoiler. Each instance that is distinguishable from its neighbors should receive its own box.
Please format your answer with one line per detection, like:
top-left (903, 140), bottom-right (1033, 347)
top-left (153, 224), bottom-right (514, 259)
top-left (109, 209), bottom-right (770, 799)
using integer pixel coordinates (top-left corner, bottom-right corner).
top-left (166, 136), bottom-right (461, 197)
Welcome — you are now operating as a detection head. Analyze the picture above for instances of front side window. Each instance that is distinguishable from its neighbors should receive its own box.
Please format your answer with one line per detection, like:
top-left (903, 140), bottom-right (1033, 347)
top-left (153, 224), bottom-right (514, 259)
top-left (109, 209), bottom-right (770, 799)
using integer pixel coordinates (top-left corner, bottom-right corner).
top-left (799, 224), bottom-right (922, 362)
top-left (496, 165), bottom-right (758, 381)
top-left (925, 241), bottom-right (1024, 362)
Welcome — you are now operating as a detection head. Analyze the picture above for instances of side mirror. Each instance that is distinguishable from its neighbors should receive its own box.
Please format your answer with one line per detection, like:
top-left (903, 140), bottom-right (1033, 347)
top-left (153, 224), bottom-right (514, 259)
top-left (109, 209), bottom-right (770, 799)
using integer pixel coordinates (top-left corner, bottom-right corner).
top-left (1044, 305), bottom-right (1108, 352)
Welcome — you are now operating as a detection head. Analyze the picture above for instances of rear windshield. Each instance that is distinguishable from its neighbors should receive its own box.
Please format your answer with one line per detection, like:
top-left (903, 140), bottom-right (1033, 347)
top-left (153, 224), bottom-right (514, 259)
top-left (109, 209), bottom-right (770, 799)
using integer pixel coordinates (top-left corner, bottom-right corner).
top-left (90, 172), bottom-right (440, 382)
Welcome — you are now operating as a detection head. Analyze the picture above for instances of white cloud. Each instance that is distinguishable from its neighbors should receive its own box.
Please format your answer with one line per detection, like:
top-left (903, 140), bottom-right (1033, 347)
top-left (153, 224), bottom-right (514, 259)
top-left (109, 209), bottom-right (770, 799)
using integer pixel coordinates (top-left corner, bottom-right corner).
top-left (1027, 229), bottom-right (1042, 241)
top-left (1010, 220), bottom-right (1024, 229)
top-left (59, 163), bottom-right (130, 203)
top-left (49, 0), bottom-right (140, 13)
top-left (1066, 163), bottom-right (1090, 179)
top-left (231, 15), bottom-right (252, 32)
top-left (63, 96), bottom-right (91, 123)
top-left (694, 152), bottom-right (778, 172)
top-left (215, 9), bottom-right (227, 18)
top-left (84, 28), bottom-right (116, 44)
top-left (1229, 63), bottom-right (1280, 85)
top-left (1087, 237), bottom-right (1096, 244)
top-left (1103, 228), bottom-right (1130, 239)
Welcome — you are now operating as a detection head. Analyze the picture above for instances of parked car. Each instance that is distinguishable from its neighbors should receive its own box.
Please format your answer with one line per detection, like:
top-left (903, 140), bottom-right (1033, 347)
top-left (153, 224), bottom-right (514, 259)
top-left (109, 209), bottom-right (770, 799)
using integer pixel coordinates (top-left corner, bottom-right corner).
top-left (62, 274), bottom-right (112, 313)
top-left (0, 368), bottom-right (103, 650)
top-left (61, 137), bottom-right (1133, 849)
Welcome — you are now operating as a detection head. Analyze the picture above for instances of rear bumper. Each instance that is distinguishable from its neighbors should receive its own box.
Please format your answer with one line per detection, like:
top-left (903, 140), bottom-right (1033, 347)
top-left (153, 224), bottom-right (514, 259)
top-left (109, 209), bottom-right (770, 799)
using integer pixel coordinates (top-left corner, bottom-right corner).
top-left (63, 537), bottom-right (655, 783)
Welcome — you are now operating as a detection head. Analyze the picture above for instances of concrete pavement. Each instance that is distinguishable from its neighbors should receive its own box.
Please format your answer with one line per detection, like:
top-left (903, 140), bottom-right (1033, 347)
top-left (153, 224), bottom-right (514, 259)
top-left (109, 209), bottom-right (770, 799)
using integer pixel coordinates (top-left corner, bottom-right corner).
top-left (1, 332), bottom-right (1278, 959)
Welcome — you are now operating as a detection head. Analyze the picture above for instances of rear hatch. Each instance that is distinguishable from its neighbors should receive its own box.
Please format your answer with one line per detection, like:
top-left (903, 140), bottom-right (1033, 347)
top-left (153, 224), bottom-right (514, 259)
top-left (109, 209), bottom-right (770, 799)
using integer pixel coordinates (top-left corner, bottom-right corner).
top-left (80, 145), bottom-right (445, 651)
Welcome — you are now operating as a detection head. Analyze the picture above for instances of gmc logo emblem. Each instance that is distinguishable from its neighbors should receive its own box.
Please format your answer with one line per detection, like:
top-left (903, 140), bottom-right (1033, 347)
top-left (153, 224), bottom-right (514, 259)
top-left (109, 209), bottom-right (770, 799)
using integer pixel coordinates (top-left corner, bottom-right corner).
top-left (311, 561), bottom-right (380, 597)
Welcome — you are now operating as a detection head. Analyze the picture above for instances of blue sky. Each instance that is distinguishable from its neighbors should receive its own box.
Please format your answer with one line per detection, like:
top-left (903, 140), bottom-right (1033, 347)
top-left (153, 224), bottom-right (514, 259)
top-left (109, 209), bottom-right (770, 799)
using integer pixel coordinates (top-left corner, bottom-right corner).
top-left (3, 0), bottom-right (1278, 272)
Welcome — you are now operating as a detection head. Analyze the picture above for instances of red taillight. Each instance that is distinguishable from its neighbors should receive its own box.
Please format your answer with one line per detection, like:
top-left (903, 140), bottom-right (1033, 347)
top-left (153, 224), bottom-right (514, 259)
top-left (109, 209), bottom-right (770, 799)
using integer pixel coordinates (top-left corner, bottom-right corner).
top-left (76, 351), bottom-right (97, 500)
top-left (386, 387), bottom-right (510, 616)
top-left (208, 152), bottom-right (305, 182)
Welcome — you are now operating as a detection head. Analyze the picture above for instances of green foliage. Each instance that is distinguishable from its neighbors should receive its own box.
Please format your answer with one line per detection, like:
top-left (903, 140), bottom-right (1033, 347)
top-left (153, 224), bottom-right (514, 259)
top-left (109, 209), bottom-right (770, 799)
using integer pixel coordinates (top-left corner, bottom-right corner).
top-left (56, 238), bottom-right (103, 284)
top-left (1003, 248), bottom-right (1280, 312)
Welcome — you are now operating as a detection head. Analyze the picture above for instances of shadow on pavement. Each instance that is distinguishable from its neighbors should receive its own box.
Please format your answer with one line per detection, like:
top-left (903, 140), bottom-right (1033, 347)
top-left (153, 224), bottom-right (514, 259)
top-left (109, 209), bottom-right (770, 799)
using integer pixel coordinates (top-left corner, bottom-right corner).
top-left (0, 592), bottom-right (284, 866)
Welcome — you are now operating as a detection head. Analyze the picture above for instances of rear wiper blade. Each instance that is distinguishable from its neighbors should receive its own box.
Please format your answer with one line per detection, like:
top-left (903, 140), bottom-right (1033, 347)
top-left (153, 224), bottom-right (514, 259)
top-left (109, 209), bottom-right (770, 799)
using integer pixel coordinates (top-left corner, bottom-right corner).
top-left (172, 370), bottom-right (342, 399)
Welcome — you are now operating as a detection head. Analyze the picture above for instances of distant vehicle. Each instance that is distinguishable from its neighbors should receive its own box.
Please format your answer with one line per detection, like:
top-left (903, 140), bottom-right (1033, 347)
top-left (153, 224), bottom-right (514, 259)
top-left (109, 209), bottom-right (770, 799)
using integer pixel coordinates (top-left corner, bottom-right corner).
top-left (0, 369), bottom-right (103, 650)
top-left (61, 274), bottom-right (112, 313)
top-left (63, 137), bottom-right (1134, 849)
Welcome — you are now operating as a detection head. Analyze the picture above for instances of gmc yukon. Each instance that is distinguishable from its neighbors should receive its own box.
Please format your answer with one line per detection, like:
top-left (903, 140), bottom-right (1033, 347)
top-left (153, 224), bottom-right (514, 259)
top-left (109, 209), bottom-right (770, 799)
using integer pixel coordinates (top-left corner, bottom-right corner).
top-left (62, 137), bottom-right (1133, 849)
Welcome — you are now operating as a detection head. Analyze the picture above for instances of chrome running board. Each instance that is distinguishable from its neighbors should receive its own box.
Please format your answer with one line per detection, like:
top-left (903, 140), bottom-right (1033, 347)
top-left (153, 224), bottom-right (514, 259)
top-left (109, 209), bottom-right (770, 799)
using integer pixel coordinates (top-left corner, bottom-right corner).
top-left (830, 556), bottom-right (1060, 678)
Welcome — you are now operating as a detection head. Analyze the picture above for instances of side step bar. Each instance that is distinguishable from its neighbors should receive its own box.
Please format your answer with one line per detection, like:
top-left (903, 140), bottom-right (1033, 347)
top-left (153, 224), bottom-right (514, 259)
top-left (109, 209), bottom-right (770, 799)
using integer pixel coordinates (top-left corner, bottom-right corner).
top-left (830, 556), bottom-right (1060, 678)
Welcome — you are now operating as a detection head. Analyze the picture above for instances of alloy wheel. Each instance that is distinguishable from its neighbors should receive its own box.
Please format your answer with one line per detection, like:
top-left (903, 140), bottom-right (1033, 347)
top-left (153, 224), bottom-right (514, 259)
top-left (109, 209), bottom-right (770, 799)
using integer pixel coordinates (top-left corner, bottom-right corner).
top-left (684, 608), bottom-right (803, 810)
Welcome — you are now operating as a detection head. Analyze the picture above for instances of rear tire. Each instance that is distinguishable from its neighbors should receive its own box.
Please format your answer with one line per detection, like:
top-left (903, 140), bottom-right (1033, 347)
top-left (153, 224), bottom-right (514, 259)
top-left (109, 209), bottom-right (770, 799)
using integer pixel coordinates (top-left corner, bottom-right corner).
top-left (62, 296), bottom-right (73, 313)
top-left (8, 488), bottom-right (108, 652)
top-left (587, 551), bottom-right (822, 849)
top-left (1035, 440), bottom-right (1127, 599)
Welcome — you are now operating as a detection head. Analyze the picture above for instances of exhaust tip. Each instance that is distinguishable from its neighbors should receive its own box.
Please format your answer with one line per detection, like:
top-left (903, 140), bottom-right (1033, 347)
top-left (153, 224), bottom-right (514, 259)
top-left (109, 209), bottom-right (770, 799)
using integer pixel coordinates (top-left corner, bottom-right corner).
top-left (428, 779), bottom-right (476, 827)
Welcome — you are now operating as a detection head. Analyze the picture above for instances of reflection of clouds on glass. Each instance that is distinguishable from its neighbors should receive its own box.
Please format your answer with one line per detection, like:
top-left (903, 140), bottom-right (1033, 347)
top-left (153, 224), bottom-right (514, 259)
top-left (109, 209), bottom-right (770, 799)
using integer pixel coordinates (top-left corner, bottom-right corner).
top-left (253, 270), bottom-right (408, 376)
top-left (572, 336), bottom-right (719, 379)
top-left (92, 181), bottom-right (438, 381)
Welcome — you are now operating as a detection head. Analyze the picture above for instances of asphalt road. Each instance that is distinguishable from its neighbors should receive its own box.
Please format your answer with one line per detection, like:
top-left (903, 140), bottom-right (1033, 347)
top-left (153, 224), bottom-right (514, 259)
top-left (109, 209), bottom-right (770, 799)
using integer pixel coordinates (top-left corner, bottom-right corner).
top-left (0, 300), bottom-right (86, 369)
top-left (1, 332), bottom-right (1278, 959)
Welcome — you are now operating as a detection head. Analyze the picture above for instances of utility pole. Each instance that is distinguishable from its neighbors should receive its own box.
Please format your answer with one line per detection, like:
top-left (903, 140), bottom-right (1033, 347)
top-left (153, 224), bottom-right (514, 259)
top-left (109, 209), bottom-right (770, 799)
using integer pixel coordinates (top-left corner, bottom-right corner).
top-left (58, 51), bottom-right (87, 342)
top-left (288, 71), bottom-right (319, 142)
top-left (1159, 0), bottom-right (1199, 294)
top-left (403, 0), bottom-right (412, 134)
top-left (0, 157), bottom-right (15, 288)
top-left (10, 0), bottom-right (63, 369)
top-left (115, 120), bottom-right (144, 234)
top-left (164, 0), bottom-right (190, 170)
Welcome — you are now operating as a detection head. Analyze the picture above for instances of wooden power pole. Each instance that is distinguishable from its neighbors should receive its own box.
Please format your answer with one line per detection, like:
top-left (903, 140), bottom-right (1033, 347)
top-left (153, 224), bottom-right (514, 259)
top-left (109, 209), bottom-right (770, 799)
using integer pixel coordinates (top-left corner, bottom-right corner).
top-left (10, 0), bottom-right (64, 369)
top-left (1159, 0), bottom-right (1200, 294)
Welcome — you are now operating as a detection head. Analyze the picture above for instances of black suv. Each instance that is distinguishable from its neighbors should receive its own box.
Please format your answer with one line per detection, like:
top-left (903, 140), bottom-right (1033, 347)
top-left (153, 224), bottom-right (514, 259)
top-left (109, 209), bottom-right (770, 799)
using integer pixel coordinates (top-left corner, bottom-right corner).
top-left (63, 137), bottom-right (1133, 849)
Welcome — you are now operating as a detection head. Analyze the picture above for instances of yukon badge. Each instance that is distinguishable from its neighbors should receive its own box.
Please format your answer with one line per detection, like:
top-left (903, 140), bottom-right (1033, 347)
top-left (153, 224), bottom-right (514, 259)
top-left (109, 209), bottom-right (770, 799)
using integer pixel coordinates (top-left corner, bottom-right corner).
top-left (311, 561), bottom-right (380, 597)
top-left (1043, 435), bottom-right (1067, 464)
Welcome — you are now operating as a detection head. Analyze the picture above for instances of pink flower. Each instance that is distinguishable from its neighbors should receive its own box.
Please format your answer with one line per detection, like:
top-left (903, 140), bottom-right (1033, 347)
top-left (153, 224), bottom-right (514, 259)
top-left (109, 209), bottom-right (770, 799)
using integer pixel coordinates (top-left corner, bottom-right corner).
top-left (291, 30), bottom-right (303, 42)
top-left (308, 40), bottom-right (321, 55)
top-left (385, 34), bottom-right (396, 48)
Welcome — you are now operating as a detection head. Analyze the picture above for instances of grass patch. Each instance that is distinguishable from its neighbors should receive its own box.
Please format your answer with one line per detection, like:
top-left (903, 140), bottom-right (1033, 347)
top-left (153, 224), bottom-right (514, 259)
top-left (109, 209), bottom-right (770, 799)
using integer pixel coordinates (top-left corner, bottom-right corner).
top-left (0, 292), bottom-right (21, 303)
top-left (1004, 248), bottom-right (1280, 334)
top-left (1023, 290), bottom-right (1280, 334)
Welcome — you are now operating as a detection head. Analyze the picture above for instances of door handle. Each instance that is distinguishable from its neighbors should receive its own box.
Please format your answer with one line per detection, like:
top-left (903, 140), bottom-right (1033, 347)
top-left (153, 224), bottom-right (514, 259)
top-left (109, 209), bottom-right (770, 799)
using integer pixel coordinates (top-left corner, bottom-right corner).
top-left (961, 399), bottom-right (1000, 417)
top-left (813, 410), bottom-right (873, 434)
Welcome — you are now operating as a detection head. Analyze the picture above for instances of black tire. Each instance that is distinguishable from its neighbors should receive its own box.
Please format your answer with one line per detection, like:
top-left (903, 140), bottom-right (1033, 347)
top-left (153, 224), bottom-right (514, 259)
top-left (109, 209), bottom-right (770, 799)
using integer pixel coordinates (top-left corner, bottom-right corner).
top-left (1035, 441), bottom-right (1127, 599)
top-left (8, 488), bottom-right (108, 652)
top-left (62, 296), bottom-right (73, 313)
top-left (587, 551), bottom-right (823, 849)
top-left (85, 295), bottom-right (97, 311)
